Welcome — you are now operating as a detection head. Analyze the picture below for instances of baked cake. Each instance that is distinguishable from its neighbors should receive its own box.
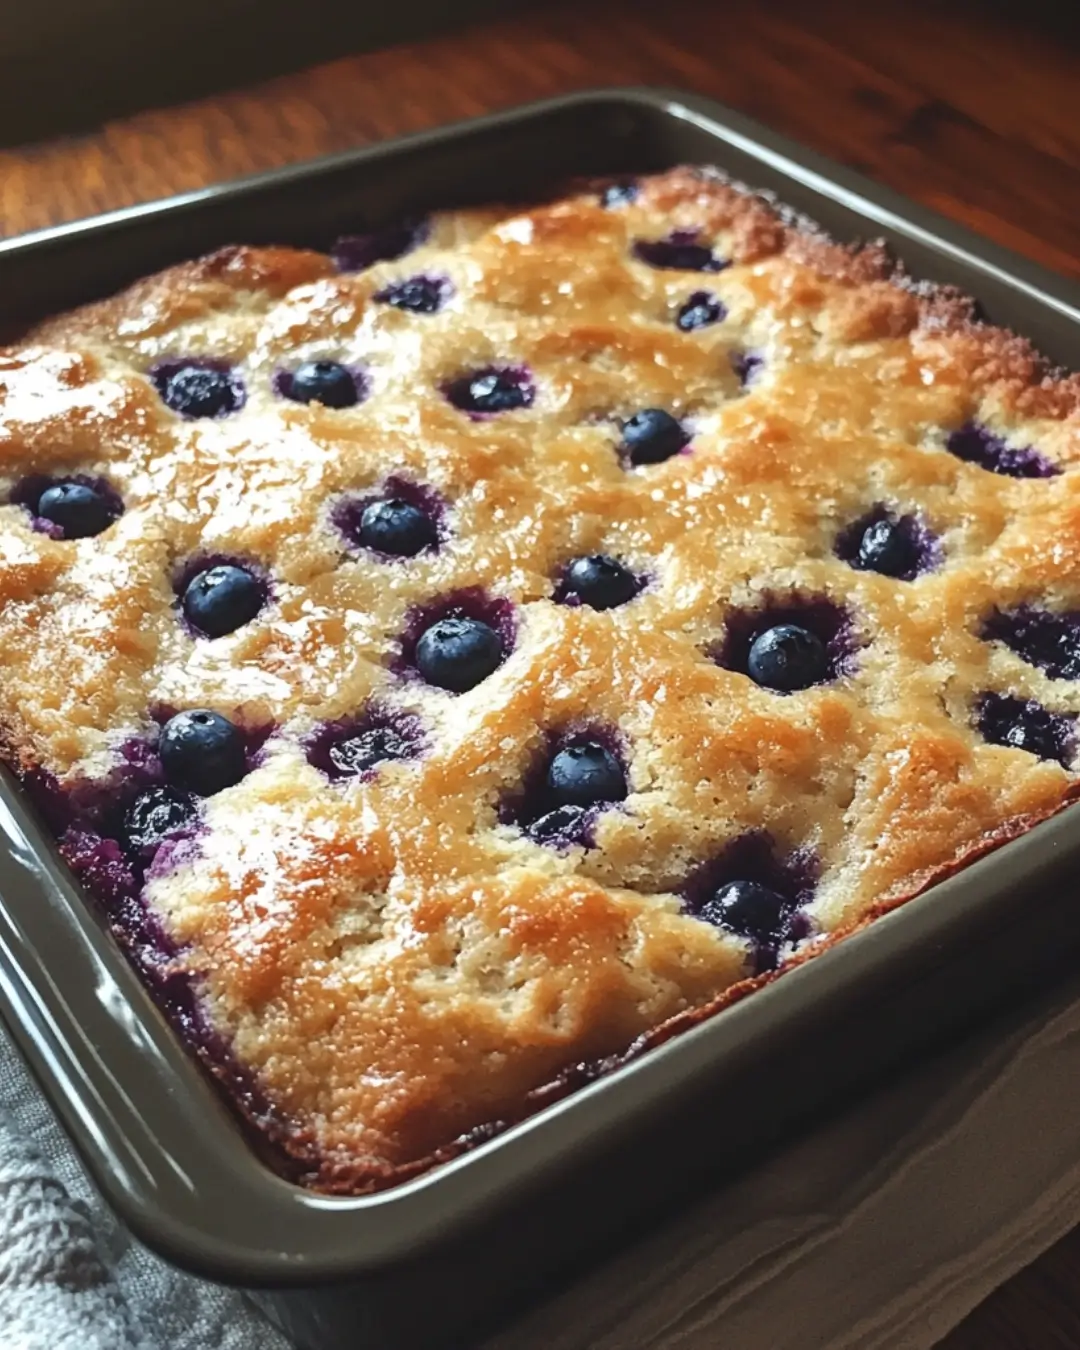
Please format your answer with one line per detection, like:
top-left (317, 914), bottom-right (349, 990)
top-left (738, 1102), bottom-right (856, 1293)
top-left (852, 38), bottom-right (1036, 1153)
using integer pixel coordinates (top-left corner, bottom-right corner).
top-left (1, 167), bottom-right (1078, 1193)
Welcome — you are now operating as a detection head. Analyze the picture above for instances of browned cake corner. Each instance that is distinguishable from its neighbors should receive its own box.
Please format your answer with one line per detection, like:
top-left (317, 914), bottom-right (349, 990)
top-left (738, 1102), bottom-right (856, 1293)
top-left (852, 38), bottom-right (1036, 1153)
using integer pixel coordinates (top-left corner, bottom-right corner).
top-left (1, 166), bottom-right (1079, 1192)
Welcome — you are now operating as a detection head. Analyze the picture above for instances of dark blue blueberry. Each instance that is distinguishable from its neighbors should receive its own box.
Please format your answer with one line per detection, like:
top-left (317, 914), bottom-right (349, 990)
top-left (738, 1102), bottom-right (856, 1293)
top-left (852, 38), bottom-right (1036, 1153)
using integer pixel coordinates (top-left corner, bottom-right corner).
top-left (599, 182), bottom-right (639, 209)
top-left (445, 367), bottom-right (534, 415)
top-left (36, 481), bottom-right (118, 539)
top-left (633, 232), bottom-right (724, 273)
top-left (946, 421), bottom-right (1058, 479)
top-left (975, 693), bottom-right (1075, 767)
top-left (286, 360), bottom-right (360, 408)
top-left (698, 879), bottom-right (794, 946)
top-left (414, 616), bottom-right (503, 692)
top-left (982, 607), bottom-right (1080, 681)
top-left (619, 408), bottom-right (689, 466)
top-left (358, 498), bottom-right (437, 557)
top-left (374, 274), bottom-right (451, 314)
top-left (122, 786), bottom-right (197, 855)
top-left (546, 742), bottom-right (627, 809)
top-left (676, 291), bottom-right (726, 332)
top-left (332, 219), bottom-right (428, 273)
top-left (159, 710), bottom-right (247, 796)
top-left (182, 564), bottom-right (264, 637)
top-left (559, 554), bottom-right (639, 610)
top-left (746, 624), bottom-right (828, 692)
top-left (327, 725), bottom-right (415, 779)
top-left (153, 363), bottom-right (245, 419)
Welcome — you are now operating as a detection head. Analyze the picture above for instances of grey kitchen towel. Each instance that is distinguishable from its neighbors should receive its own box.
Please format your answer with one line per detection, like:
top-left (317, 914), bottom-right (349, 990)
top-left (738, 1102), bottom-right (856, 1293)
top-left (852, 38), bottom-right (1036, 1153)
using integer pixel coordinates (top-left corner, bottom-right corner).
top-left (7, 976), bottom-right (1080, 1350)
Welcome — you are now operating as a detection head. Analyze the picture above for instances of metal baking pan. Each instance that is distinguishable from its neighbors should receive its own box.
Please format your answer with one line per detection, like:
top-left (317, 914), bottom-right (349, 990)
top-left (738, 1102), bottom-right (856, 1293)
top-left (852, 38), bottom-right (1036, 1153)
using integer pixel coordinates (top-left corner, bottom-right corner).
top-left (1, 88), bottom-right (1079, 1350)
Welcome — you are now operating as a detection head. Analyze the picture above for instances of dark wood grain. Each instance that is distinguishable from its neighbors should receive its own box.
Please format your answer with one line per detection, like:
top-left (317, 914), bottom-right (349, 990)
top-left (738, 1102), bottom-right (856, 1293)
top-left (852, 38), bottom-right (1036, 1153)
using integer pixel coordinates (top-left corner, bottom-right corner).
top-left (2, 3), bottom-right (1079, 1344)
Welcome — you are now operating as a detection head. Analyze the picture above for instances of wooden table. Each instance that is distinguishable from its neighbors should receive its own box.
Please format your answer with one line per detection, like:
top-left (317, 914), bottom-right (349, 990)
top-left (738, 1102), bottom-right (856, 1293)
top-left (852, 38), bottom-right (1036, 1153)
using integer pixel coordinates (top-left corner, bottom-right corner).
top-left (1, 1), bottom-right (1078, 1343)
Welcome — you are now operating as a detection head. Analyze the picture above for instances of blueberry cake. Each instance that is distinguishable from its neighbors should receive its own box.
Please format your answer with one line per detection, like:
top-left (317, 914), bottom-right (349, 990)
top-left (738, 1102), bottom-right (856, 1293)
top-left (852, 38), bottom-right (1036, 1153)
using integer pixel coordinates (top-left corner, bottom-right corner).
top-left (1, 166), bottom-right (1079, 1193)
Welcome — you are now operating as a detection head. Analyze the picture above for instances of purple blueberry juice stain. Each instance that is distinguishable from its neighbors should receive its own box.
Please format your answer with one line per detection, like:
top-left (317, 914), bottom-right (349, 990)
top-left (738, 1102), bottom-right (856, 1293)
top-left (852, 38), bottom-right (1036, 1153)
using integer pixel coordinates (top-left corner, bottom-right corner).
top-left (731, 349), bottom-right (764, 389)
top-left (835, 505), bottom-right (940, 581)
top-left (632, 230), bottom-right (727, 273)
top-left (150, 358), bottom-right (246, 419)
top-left (681, 832), bottom-right (817, 974)
top-left (333, 477), bottom-right (446, 560)
top-left (974, 692), bottom-right (1076, 767)
top-left (982, 606), bottom-right (1080, 681)
top-left (332, 218), bottom-right (429, 272)
top-left (714, 595), bottom-right (858, 689)
top-left (442, 365), bottom-right (536, 419)
top-left (945, 421), bottom-right (1059, 478)
top-left (374, 273), bottom-right (453, 314)
top-left (500, 725), bottom-right (629, 850)
top-left (307, 707), bottom-right (424, 783)
top-left (10, 473), bottom-right (124, 540)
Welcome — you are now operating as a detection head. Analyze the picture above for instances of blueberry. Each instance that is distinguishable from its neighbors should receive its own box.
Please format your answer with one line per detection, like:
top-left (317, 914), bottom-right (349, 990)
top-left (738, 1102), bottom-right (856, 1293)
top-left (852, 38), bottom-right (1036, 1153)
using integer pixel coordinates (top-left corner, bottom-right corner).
top-left (560, 554), bottom-right (639, 610)
top-left (546, 742), bottom-right (627, 809)
top-left (731, 350), bottom-right (764, 388)
top-left (633, 233), bottom-right (723, 272)
top-left (676, 291), bottom-right (726, 332)
top-left (976, 693), bottom-right (1075, 767)
top-left (155, 364), bottom-right (244, 418)
top-left (332, 220), bottom-right (428, 273)
top-left (36, 481), bottom-right (117, 538)
top-left (327, 725), bottom-right (414, 778)
top-left (358, 498), bottom-right (436, 557)
top-left (620, 408), bottom-right (689, 466)
top-left (698, 879), bottom-right (792, 945)
top-left (982, 607), bottom-right (1080, 681)
top-left (599, 182), bottom-right (639, 209)
top-left (182, 564), bottom-right (263, 637)
top-left (285, 360), bottom-right (360, 408)
top-left (528, 803), bottom-right (590, 845)
top-left (854, 518), bottom-right (920, 579)
top-left (375, 275), bottom-right (450, 314)
top-left (159, 710), bottom-right (247, 796)
top-left (445, 367), bottom-right (534, 414)
top-left (122, 786), bottom-right (197, 854)
top-left (746, 624), bottom-right (828, 692)
top-left (946, 421), bottom-right (1058, 479)
top-left (415, 617), bottom-right (503, 692)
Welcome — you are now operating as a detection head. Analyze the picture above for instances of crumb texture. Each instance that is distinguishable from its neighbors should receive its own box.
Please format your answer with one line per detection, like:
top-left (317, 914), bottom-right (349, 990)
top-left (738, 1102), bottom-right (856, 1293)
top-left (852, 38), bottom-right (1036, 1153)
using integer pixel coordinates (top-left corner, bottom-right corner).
top-left (1, 167), bottom-right (1078, 1189)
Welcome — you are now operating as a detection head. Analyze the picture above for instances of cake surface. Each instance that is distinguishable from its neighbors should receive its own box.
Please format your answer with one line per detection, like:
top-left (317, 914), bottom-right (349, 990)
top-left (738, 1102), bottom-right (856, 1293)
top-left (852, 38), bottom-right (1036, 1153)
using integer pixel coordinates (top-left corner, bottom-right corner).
top-left (1, 167), bottom-right (1079, 1191)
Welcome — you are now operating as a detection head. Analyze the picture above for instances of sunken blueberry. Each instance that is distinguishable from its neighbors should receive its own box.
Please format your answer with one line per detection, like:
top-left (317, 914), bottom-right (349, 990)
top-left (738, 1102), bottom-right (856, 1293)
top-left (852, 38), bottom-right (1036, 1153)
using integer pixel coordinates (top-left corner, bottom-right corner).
top-left (559, 554), bottom-right (639, 610)
top-left (731, 349), bottom-right (764, 388)
top-left (332, 220), bottom-right (428, 273)
top-left (547, 742), bottom-right (627, 809)
top-left (946, 421), bottom-right (1058, 479)
top-left (836, 508), bottom-right (935, 582)
top-left (122, 786), bottom-right (197, 855)
top-left (415, 616), bottom-right (503, 692)
top-left (153, 362), bottom-right (245, 419)
top-left (620, 408), bottom-right (689, 466)
top-left (982, 607), bottom-right (1080, 681)
top-left (286, 360), bottom-right (360, 408)
top-left (676, 291), bottom-right (726, 332)
top-left (975, 693), bottom-right (1075, 766)
top-left (182, 564), bottom-right (264, 637)
top-left (36, 481), bottom-right (117, 539)
top-left (600, 182), bottom-right (639, 209)
top-left (159, 710), bottom-right (247, 796)
top-left (698, 879), bottom-right (793, 946)
top-left (375, 275), bottom-right (451, 314)
top-left (358, 498), bottom-right (437, 557)
top-left (747, 624), bottom-right (828, 692)
top-left (444, 367), bottom-right (534, 415)
top-left (328, 725), bottom-right (415, 778)
top-left (633, 232), bottom-right (724, 273)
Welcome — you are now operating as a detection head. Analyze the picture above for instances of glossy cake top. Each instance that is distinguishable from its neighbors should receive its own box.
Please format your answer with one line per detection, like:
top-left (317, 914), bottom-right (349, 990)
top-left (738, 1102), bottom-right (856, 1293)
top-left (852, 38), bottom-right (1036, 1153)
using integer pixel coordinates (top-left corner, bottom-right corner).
top-left (1, 167), bottom-right (1079, 1190)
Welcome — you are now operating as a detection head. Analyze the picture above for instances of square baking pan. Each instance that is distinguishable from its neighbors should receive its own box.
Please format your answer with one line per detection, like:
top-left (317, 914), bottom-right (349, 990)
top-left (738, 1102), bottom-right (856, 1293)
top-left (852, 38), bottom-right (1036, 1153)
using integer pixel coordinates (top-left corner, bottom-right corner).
top-left (1, 87), bottom-right (1079, 1350)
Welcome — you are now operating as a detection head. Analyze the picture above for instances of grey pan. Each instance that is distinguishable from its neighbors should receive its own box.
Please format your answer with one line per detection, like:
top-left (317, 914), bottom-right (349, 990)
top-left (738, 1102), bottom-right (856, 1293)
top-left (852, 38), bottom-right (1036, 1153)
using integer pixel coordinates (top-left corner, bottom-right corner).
top-left (1, 88), bottom-right (1079, 1350)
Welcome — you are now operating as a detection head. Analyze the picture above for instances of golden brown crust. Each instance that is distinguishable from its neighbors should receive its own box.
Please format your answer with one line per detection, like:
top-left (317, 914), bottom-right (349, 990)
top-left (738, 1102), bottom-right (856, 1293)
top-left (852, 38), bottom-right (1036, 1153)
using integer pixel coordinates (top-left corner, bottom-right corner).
top-left (1, 166), bottom-right (1079, 1193)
